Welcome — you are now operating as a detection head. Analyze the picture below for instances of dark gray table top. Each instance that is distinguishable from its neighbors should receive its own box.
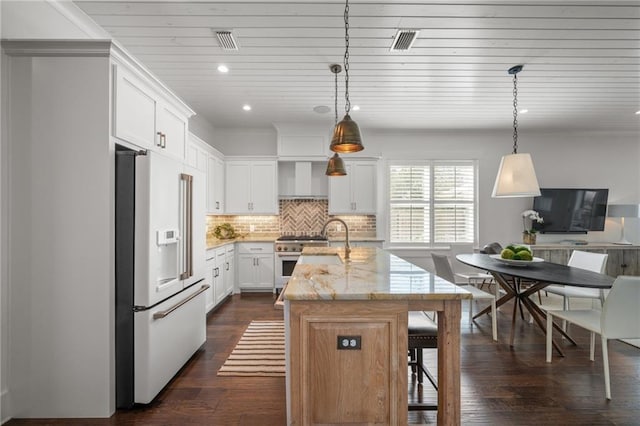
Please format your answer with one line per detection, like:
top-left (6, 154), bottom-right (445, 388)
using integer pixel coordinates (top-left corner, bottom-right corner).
top-left (456, 253), bottom-right (614, 289)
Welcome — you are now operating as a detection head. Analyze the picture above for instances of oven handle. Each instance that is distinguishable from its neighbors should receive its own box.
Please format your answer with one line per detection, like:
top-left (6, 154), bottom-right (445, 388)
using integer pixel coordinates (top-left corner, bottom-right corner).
top-left (277, 253), bottom-right (301, 258)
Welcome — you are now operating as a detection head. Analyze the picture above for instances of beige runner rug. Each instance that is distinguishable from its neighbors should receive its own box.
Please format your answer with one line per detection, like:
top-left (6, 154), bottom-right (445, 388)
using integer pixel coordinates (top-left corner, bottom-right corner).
top-left (217, 320), bottom-right (285, 377)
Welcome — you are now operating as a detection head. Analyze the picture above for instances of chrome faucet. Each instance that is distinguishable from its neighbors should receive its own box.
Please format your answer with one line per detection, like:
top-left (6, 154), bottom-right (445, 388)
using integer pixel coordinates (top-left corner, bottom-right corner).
top-left (321, 218), bottom-right (350, 259)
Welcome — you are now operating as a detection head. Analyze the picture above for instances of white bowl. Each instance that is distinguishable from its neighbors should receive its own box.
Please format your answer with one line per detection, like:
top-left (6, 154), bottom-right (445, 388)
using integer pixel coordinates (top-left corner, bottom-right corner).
top-left (489, 254), bottom-right (544, 267)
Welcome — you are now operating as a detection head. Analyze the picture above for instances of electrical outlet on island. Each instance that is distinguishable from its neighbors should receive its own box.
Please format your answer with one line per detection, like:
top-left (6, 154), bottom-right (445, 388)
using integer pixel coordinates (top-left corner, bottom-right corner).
top-left (249, 224), bottom-right (255, 232)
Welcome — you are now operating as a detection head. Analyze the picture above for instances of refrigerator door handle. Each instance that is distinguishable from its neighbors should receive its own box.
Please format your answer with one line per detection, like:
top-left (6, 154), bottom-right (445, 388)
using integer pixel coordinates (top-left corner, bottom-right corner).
top-left (152, 284), bottom-right (210, 320)
top-left (180, 173), bottom-right (194, 280)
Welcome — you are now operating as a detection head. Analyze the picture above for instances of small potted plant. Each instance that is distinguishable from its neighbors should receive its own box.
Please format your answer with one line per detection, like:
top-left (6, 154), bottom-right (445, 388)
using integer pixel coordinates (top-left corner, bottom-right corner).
top-left (522, 210), bottom-right (543, 244)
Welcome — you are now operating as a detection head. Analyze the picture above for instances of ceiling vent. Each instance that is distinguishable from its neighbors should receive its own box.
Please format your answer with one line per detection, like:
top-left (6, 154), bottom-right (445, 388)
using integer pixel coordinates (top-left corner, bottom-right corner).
top-left (215, 30), bottom-right (239, 51)
top-left (390, 29), bottom-right (420, 51)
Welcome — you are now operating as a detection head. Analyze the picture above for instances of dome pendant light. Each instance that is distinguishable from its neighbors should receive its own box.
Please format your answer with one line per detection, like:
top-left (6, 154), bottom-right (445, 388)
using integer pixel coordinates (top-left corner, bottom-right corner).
top-left (492, 65), bottom-right (541, 198)
top-left (330, 0), bottom-right (364, 154)
top-left (326, 64), bottom-right (347, 176)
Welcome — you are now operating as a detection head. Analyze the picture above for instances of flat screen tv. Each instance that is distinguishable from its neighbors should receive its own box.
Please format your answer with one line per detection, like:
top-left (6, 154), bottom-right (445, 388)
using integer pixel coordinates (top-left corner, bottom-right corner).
top-left (532, 188), bottom-right (609, 234)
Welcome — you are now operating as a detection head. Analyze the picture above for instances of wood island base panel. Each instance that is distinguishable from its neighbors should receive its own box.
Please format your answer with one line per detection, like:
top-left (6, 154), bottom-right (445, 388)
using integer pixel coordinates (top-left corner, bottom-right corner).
top-left (283, 247), bottom-right (470, 425)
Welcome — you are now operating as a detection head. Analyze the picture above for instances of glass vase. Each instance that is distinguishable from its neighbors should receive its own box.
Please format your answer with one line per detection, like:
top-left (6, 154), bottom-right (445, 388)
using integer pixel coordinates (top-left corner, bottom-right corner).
top-left (522, 232), bottom-right (536, 245)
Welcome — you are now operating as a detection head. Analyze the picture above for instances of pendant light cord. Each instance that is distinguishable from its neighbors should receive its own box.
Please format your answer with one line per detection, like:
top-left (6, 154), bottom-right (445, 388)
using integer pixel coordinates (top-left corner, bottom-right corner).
top-left (334, 67), bottom-right (339, 125)
top-left (512, 72), bottom-right (519, 154)
top-left (343, 0), bottom-right (351, 114)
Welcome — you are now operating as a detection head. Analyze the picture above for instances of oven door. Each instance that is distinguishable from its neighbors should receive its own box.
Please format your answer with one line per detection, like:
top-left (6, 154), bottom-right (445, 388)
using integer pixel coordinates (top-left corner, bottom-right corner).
top-left (275, 252), bottom-right (300, 292)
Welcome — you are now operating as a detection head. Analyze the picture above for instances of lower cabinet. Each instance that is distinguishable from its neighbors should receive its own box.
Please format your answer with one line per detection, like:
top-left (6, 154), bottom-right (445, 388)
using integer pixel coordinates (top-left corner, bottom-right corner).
top-left (531, 245), bottom-right (640, 277)
top-left (206, 244), bottom-right (233, 312)
top-left (287, 300), bottom-right (406, 424)
top-left (224, 245), bottom-right (235, 295)
top-left (214, 247), bottom-right (227, 305)
top-left (237, 242), bottom-right (274, 292)
top-left (205, 250), bottom-right (216, 312)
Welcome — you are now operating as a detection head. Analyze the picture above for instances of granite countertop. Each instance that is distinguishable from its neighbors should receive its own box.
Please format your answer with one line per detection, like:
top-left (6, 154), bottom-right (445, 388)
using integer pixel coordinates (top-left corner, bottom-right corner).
top-left (206, 233), bottom-right (280, 250)
top-left (284, 247), bottom-right (471, 301)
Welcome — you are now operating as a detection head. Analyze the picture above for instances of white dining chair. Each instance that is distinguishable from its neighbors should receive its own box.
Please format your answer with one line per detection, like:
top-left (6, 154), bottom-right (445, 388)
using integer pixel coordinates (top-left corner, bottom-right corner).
top-left (545, 275), bottom-right (640, 399)
top-left (449, 243), bottom-right (497, 296)
top-left (431, 253), bottom-right (497, 341)
top-left (545, 250), bottom-right (609, 309)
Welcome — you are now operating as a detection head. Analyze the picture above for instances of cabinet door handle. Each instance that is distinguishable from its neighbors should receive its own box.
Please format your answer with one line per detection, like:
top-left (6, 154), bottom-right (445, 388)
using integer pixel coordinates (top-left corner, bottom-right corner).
top-left (216, 201), bottom-right (220, 210)
top-left (160, 132), bottom-right (166, 148)
top-left (226, 261), bottom-right (230, 271)
top-left (156, 131), bottom-right (163, 147)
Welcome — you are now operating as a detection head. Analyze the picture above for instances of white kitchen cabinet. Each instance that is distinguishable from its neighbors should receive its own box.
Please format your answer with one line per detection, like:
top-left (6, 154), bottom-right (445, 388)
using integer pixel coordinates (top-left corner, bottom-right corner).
top-left (225, 160), bottom-right (277, 214)
top-left (206, 245), bottom-right (232, 311)
top-left (207, 153), bottom-right (225, 214)
top-left (186, 134), bottom-right (209, 172)
top-left (214, 247), bottom-right (227, 305)
top-left (224, 245), bottom-right (235, 295)
top-left (205, 250), bottom-right (216, 312)
top-left (329, 160), bottom-right (378, 214)
top-left (113, 64), bottom-right (190, 160)
top-left (236, 243), bottom-right (274, 292)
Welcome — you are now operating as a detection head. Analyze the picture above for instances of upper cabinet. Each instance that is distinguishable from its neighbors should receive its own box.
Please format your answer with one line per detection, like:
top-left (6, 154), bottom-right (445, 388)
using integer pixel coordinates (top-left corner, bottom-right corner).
top-left (225, 159), bottom-right (278, 214)
top-left (188, 133), bottom-right (225, 215)
top-left (207, 153), bottom-right (225, 214)
top-left (113, 63), bottom-right (192, 160)
top-left (329, 160), bottom-right (378, 215)
top-left (186, 134), bottom-right (209, 172)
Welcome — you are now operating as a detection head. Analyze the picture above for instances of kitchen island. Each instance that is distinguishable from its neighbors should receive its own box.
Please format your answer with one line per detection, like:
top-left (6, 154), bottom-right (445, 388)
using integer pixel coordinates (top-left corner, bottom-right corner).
top-left (283, 247), bottom-right (471, 425)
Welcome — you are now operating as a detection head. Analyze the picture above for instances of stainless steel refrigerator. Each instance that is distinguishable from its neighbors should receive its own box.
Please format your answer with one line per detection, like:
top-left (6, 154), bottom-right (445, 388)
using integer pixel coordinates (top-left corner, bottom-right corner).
top-left (115, 145), bottom-right (208, 408)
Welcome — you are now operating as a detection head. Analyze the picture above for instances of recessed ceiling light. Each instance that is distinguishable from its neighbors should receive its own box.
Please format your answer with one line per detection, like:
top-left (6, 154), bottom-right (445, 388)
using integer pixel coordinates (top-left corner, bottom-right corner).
top-left (519, 109), bottom-right (528, 114)
top-left (313, 105), bottom-right (330, 114)
top-left (242, 104), bottom-right (252, 111)
top-left (352, 105), bottom-right (360, 111)
top-left (217, 65), bottom-right (229, 73)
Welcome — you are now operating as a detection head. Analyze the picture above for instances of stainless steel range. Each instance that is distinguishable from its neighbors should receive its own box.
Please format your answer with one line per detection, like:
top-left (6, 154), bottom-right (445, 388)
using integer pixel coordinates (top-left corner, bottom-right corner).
top-left (274, 235), bottom-right (329, 293)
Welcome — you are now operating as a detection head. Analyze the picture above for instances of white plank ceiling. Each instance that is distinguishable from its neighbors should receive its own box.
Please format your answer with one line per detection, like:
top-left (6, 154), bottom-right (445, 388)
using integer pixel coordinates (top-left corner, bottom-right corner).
top-left (74, 1), bottom-right (640, 132)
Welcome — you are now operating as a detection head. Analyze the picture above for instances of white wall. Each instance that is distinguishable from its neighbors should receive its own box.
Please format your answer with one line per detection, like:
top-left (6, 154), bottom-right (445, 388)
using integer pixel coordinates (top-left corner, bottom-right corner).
top-left (213, 126), bottom-right (640, 246)
top-left (213, 127), bottom-right (277, 155)
top-left (189, 114), bottom-right (216, 147)
top-left (2, 53), bottom-right (114, 419)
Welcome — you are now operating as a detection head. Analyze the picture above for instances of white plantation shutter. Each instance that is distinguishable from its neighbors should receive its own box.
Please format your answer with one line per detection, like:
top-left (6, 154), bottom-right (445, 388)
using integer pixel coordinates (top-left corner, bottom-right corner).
top-left (389, 166), bottom-right (430, 243)
top-left (389, 161), bottom-right (476, 245)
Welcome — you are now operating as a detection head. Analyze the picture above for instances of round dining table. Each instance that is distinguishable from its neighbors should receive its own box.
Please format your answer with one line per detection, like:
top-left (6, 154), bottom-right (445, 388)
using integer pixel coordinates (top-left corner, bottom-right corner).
top-left (456, 253), bottom-right (615, 356)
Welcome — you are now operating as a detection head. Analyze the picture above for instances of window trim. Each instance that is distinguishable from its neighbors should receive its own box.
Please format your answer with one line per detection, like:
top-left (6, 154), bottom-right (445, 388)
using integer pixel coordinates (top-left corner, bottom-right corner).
top-left (386, 159), bottom-right (479, 248)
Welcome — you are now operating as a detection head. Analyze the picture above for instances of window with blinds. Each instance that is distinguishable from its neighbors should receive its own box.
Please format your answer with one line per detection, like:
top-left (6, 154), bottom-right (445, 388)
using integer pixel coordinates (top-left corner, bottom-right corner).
top-left (389, 161), bottom-right (476, 245)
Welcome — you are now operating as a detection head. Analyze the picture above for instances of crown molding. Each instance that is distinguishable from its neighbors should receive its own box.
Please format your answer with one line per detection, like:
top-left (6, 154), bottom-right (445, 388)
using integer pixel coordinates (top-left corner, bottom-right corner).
top-left (1, 39), bottom-right (112, 57)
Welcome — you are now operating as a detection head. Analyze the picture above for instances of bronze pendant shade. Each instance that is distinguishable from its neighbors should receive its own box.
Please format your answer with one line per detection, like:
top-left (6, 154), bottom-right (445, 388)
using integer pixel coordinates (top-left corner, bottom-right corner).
top-left (325, 152), bottom-right (347, 176)
top-left (330, 114), bottom-right (364, 153)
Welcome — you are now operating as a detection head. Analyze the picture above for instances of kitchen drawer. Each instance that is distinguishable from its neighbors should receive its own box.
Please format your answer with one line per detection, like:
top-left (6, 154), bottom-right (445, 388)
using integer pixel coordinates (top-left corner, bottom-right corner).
top-left (237, 242), bottom-right (274, 254)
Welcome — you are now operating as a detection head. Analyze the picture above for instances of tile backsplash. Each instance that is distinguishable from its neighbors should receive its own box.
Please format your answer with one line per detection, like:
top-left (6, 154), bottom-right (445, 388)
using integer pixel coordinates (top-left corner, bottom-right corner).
top-left (207, 199), bottom-right (376, 238)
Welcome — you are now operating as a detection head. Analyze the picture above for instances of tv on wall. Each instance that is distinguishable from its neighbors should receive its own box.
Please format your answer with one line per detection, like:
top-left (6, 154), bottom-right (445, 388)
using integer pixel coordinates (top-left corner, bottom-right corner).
top-left (532, 188), bottom-right (609, 234)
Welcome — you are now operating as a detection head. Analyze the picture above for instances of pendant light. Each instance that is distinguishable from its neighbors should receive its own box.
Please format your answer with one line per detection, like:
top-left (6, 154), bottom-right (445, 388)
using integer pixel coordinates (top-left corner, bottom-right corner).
top-left (492, 65), bottom-right (541, 198)
top-left (330, 0), bottom-right (364, 154)
top-left (326, 64), bottom-right (347, 176)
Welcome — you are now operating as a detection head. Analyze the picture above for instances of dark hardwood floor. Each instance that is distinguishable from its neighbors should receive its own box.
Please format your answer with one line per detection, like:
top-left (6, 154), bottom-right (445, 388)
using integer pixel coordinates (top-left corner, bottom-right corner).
top-left (7, 292), bottom-right (640, 425)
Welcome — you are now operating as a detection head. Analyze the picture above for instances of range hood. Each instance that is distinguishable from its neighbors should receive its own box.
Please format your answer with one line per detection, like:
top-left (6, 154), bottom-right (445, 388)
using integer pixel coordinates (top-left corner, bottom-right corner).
top-left (278, 161), bottom-right (329, 199)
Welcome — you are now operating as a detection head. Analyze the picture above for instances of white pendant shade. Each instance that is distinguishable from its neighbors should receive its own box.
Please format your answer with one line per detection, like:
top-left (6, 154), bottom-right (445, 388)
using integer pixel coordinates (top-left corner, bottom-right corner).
top-left (492, 153), bottom-right (541, 198)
